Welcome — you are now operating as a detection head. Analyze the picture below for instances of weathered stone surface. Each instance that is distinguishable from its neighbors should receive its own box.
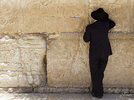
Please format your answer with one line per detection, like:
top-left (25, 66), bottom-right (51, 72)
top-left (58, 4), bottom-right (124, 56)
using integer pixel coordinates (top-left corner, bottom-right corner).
top-left (0, 34), bottom-right (46, 87)
top-left (22, 0), bottom-right (89, 17)
top-left (0, 0), bottom-right (134, 33)
top-left (0, 0), bottom-right (89, 33)
top-left (34, 87), bottom-right (89, 93)
top-left (0, 0), bottom-right (23, 33)
top-left (47, 33), bottom-right (134, 88)
top-left (104, 33), bottom-right (134, 88)
top-left (0, 72), bottom-right (19, 87)
top-left (47, 33), bottom-right (90, 87)
top-left (130, 1), bottom-right (134, 31)
top-left (22, 17), bottom-right (88, 33)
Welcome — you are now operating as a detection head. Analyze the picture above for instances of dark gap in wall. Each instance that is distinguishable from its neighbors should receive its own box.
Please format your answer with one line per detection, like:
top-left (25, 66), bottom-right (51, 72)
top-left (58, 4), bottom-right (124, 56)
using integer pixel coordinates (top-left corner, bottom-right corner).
top-left (43, 55), bottom-right (48, 86)
top-left (44, 33), bottom-right (49, 86)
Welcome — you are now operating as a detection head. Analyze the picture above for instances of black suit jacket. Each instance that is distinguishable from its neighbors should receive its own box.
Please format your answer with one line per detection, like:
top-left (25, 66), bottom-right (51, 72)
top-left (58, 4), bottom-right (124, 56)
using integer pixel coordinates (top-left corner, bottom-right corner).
top-left (83, 19), bottom-right (115, 58)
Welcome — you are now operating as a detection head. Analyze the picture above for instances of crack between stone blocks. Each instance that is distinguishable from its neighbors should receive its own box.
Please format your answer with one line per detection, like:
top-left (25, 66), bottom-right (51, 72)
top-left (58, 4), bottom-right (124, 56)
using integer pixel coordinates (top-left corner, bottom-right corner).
top-left (44, 33), bottom-right (49, 87)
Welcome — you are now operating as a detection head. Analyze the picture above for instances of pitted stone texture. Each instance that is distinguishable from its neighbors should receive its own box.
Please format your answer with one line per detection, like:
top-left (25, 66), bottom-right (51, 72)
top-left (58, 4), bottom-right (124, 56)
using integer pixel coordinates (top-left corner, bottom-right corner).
top-left (0, 0), bottom-right (89, 33)
top-left (22, 0), bottom-right (89, 17)
top-left (21, 0), bottom-right (89, 33)
top-left (47, 33), bottom-right (90, 87)
top-left (89, 0), bottom-right (134, 32)
top-left (0, 72), bottom-right (19, 87)
top-left (0, 0), bottom-right (134, 33)
top-left (0, 34), bottom-right (46, 87)
top-left (0, 0), bottom-right (23, 33)
top-left (22, 17), bottom-right (88, 33)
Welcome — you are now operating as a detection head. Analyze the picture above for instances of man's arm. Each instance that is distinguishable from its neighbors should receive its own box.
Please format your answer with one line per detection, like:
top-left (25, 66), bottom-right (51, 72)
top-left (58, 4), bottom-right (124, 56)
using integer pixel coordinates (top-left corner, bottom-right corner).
top-left (108, 19), bottom-right (116, 30)
top-left (83, 26), bottom-right (91, 42)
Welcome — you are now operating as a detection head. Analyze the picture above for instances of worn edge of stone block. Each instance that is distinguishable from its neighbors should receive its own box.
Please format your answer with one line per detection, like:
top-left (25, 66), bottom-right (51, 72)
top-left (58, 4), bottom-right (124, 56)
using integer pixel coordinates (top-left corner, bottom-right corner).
top-left (104, 87), bottom-right (134, 94)
top-left (0, 87), bottom-right (133, 94)
top-left (58, 32), bottom-right (134, 40)
top-left (33, 87), bottom-right (134, 94)
top-left (0, 88), bottom-right (33, 93)
top-left (34, 86), bottom-right (89, 93)
top-left (0, 32), bottom-right (47, 37)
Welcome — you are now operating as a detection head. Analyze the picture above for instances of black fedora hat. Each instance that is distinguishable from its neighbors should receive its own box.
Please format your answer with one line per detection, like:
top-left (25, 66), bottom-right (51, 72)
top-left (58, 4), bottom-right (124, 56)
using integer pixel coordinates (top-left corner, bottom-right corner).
top-left (91, 8), bottom-right (109, 21)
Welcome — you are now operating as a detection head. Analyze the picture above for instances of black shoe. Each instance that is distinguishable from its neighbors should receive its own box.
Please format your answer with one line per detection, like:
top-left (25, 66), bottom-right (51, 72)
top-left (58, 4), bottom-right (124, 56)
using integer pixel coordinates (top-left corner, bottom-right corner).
top-left (91, 92), bottom-right (103, 99)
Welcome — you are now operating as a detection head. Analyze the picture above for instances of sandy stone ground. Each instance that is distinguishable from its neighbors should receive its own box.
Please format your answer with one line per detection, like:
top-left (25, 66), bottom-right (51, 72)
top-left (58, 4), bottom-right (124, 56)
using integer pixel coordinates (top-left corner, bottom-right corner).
top-left (0, 93), bottom-right (133, 100)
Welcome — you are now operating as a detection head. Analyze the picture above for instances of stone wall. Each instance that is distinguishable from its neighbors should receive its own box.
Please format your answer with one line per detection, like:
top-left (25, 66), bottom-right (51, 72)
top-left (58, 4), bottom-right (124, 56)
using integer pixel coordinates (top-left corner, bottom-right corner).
top-left (0, 0), bottom-right (133, 89)
top-left (0, 33), bottom-right (46, 87)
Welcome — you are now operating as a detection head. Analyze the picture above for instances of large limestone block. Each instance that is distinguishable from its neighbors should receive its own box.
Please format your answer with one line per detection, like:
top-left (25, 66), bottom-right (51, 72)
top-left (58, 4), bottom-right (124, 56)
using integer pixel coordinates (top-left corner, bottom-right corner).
top-left (104, 33), bottom-right (134, 87)
top-left (22, 16), bottom-right (88, 33)
top-left (43, 17), bottom-right (87, 33)
top-left (89, 0), bottom-right (134, 32)
top-left (40, 5), bottom-right (89, 17)
top-left (0, 0), bottom-right (134, 33)
top-left (22, 0), bottom-right (89, 17)
top-left (21, 0), bottom-right (89, 33)
top-left (0, 34), bottom-right (46, 87)
top-left (0, 0), bottom-right (89, 33)
top-left (47, 33), bottom-right (90, 87)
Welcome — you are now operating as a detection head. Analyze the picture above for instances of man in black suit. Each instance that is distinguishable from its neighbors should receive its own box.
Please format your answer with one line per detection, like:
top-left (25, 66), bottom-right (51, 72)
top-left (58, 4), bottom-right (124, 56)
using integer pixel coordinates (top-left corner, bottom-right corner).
top-left (83, 8), bottom-right (115, 98)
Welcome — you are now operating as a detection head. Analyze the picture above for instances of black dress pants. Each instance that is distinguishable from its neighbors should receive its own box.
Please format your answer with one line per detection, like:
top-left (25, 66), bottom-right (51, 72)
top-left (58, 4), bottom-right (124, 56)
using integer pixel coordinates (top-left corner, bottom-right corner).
top-left (90, 56), bottom-right (108, 96)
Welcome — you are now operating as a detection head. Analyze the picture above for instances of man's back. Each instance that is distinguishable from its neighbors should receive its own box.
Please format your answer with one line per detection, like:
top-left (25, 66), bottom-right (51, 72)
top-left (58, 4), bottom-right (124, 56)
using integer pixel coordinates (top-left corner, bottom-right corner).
top-left (83, 19), bottom-right (115, 58)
